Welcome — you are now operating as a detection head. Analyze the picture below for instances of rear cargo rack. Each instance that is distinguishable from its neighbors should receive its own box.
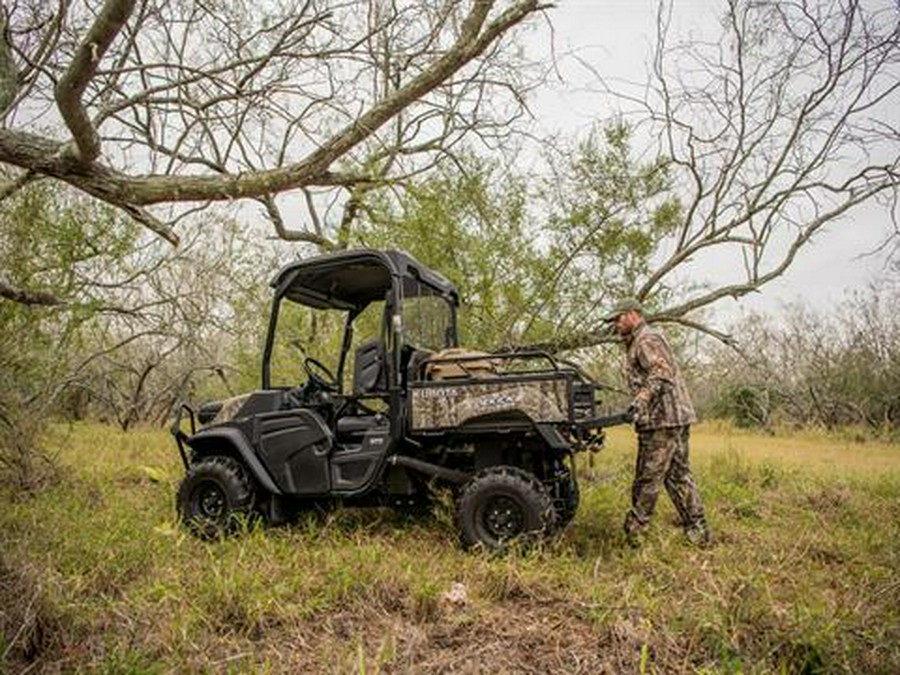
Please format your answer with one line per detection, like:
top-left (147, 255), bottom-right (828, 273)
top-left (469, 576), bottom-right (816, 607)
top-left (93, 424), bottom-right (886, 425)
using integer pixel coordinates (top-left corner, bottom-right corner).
top-left (415, 349), bottom-right (563, 380)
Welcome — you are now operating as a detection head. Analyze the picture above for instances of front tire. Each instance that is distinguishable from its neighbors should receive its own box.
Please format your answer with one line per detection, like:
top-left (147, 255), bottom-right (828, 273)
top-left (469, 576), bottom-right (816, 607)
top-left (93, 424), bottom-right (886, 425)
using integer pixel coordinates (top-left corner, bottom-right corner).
top-left (457, 466), bottom-right (555, 551)
top-left (177, 456), bottom-right (255, 539)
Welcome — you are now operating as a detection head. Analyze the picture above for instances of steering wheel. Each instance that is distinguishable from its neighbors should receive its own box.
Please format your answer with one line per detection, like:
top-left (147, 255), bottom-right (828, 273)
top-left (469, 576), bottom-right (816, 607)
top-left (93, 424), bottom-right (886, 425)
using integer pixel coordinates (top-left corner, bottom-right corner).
top-left (303, 356), bottom-right (339, 390)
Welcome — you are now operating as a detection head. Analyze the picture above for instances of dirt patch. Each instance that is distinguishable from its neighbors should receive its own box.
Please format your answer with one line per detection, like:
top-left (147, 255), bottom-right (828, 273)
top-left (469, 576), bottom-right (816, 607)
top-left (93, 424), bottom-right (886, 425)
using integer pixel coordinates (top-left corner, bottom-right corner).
top-left (410, 600), bottom-right (613, 674)
top-left (235, 594), bottom-right (683, 674)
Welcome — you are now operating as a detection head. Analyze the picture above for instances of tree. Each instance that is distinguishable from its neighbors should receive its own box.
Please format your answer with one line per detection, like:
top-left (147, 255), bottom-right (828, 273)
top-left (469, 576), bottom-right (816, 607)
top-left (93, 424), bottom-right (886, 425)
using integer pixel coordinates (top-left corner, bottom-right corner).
top-left (547, 0), bottom-right (899, 349)
top-left (356, 126), bottom-right (681, 350)
top-left (359, 153), bottom-right (544, 346)
top-left (0, 181), bottom-right (138, 488)
top-left (694, 279), bottom-right (900, 433)
top-left (513, 122), bottom-right (683, 349)
top-left (0, 0), bottom-right (546, 257)
top-left (0, 179), bottom-right (269, 488)
top-left (67, 222), bottom-right (270, 431)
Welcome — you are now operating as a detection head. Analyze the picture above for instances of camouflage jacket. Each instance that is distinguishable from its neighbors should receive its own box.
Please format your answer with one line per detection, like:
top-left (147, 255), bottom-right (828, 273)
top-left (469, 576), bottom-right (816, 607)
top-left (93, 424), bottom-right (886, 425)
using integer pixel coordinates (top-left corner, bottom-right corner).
top-left (624, 321), bottom-right (696, 430)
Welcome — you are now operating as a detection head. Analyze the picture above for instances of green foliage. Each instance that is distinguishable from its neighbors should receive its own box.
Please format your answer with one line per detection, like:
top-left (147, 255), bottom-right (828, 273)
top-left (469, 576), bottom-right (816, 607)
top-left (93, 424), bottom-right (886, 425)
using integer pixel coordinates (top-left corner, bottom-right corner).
top-left (713, 385), bottom-right (773, 429)
top-left (359, 153), bottom-right (545, 347)
top-left (0, 177), bottom-right (280, 443)
top-left (0, 181), bottom-right (140, 488)
top-left (695, 282), bottom-right (900, 435)
top-left (542, 122), bottom-right (681, 310)
top-left (0, 179), bottom-right (137, 300)
top-left (357, 124), bottom-right (680, 350)
top-left (0, 181), bottom-right (139, 382)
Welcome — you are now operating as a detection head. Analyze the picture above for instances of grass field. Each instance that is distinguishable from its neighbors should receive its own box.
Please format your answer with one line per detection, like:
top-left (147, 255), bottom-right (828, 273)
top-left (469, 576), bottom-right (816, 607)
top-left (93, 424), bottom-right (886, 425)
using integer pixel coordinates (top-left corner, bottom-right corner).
top-left (1, 422), bottom-right (898, 674)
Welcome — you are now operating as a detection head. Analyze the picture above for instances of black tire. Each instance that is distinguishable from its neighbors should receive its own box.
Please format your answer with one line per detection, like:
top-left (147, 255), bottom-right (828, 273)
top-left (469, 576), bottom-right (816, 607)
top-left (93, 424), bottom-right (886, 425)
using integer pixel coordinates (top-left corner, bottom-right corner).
top-left (177, 456), bottom-right (255, 539)
top-left (555, 468), bottom-right (580, 529)
top-left (456, 466), bottom-right (556, 551)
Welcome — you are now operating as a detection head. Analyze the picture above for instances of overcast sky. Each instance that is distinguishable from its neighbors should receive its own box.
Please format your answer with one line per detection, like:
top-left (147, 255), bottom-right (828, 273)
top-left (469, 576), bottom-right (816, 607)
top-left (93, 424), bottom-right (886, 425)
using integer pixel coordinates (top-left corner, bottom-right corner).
top-left (520, 0), bottom-right (898, 322)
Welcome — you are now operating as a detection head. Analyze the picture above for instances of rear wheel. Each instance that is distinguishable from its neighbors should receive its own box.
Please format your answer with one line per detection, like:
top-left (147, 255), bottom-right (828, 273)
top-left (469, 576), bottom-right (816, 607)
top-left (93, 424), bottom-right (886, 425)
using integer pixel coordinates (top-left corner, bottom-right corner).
top-left (554, 467), bottom-right (580, 529)
top-left (457, 466), bottom-right (555, 551)
top-left (177, 456), bottom-right (255, 539)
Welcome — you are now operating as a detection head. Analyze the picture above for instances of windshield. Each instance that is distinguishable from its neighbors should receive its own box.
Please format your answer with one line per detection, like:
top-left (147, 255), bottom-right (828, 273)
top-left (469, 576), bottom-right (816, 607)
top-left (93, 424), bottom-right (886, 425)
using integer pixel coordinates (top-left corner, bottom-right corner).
top-left (401, 293), bottom-right (455, 352)
top-left (268, 301), bottom-right (344, 388)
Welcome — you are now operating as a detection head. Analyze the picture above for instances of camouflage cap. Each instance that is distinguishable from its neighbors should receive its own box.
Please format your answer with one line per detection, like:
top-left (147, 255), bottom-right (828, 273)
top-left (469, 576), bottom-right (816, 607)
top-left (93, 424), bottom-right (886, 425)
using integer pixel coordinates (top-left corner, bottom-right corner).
top-left (603, 297), bottom-right (644, 322)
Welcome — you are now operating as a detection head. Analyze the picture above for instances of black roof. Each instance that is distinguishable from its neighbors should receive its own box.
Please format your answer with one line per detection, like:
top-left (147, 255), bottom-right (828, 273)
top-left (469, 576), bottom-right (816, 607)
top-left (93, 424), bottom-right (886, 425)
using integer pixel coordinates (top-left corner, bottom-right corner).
top-left (270, 248), bottom-right (459, 310)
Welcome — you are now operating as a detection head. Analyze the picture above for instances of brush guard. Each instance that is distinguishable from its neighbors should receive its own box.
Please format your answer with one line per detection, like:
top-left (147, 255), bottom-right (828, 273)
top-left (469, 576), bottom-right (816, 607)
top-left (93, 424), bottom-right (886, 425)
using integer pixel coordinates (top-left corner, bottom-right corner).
top-left (170, 403), bottom-right (196, 472)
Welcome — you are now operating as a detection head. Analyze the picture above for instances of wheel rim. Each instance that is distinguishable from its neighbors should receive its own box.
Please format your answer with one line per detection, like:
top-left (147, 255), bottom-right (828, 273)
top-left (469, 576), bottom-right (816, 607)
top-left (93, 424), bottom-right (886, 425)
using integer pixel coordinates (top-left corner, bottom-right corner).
top-left (195, 482), bottom-right (226, 518)
top-left (481, 495), bottom-right (525, 540)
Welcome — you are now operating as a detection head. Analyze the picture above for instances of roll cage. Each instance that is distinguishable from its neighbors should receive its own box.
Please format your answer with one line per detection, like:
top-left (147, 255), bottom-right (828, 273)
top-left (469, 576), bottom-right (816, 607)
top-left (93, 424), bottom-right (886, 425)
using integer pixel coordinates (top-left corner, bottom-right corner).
top-left (261, 248), bottom-right (460, 392)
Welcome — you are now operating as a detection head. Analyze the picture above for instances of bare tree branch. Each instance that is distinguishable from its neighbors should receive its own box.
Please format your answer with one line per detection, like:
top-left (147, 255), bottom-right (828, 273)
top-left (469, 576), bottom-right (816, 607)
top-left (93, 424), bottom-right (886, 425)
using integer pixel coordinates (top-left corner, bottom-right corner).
top-left (0, 0), bottom-right (547, 248)
top-left (0, 278), bottom-right (66, 307)
top-left (0, 3), bottom-right (19, 114)
top-left (55, 0), bottom-right (138, 164)
top-left (538, 0), bottom-right (900, 351)
top-left (259, 193), bottom-right (334, 248)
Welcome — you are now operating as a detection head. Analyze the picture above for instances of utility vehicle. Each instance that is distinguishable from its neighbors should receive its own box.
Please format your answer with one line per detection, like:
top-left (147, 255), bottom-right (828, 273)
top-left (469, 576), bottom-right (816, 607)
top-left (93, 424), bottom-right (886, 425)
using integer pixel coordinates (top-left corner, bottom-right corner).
top-left (172, 249), bottom-right (629, 550)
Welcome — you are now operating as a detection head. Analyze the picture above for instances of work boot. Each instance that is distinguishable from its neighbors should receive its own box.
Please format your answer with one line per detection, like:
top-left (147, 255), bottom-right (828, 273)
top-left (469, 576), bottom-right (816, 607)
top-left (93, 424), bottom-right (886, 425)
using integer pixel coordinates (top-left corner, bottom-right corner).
top-left (685, 521), bottom-right (712, 548)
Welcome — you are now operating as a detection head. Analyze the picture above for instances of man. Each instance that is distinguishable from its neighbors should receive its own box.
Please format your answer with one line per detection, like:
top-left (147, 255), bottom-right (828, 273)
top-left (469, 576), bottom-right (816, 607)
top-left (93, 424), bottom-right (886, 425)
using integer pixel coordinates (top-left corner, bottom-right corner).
top-left (605, 299), bottom-right (711, 548)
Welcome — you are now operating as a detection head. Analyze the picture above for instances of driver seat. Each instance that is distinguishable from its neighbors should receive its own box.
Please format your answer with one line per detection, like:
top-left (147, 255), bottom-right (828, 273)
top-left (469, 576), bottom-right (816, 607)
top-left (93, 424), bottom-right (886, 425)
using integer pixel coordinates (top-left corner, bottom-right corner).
top-left (353, 338), bottom-right (387, 395)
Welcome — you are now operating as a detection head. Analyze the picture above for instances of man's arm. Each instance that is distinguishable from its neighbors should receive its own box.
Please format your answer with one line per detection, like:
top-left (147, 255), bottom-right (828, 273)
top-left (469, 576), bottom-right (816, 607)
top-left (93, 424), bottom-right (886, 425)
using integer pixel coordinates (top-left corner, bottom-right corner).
top-left (633, 334), bottom-right (677, 411)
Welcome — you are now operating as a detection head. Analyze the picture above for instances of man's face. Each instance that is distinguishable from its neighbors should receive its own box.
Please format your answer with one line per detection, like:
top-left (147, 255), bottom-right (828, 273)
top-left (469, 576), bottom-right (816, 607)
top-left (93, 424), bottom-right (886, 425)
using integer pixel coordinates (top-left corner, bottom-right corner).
top-left (612, 310), bottom-right (641, 336)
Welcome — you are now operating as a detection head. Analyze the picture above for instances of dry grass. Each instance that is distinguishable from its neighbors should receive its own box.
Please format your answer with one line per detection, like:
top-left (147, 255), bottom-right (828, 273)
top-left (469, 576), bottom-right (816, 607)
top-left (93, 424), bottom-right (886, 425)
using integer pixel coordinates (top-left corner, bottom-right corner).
top-left (684, 422), bottom-right (900, 475)
top-left (1, 421), bottom-right (898, 674)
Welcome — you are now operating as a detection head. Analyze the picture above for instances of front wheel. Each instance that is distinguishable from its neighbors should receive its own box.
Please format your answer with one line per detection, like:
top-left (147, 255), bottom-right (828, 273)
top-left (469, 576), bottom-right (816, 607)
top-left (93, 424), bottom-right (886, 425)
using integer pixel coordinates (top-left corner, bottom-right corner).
top-left (456, 466), bottom-right (555, 551)
top-left (177, 456), bottom-right (255, 539)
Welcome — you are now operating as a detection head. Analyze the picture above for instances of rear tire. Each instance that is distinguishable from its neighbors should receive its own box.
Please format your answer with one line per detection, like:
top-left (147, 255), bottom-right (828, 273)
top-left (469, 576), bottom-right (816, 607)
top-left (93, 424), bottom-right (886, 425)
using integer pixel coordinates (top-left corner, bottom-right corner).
top-left (177, 456), bottom-right (255, 539)
top-left (456, 466), bottom-right (555, 551)
top-left (555, 467), bottom-right (580, 529)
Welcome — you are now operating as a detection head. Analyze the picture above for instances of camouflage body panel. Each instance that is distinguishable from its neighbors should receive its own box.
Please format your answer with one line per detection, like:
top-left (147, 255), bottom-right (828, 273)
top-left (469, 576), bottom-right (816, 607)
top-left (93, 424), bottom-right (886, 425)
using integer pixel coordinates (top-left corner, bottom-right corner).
top-left (410, 377), bottom-right (569, 430)
top-left (208, 394), bottom-right (252, 426)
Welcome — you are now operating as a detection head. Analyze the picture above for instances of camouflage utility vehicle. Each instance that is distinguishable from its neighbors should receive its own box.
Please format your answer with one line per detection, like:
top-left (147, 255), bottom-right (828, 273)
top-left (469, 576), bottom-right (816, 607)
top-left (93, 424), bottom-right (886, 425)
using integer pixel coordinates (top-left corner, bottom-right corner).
top-left (172, 249), bottom-right (630, 550)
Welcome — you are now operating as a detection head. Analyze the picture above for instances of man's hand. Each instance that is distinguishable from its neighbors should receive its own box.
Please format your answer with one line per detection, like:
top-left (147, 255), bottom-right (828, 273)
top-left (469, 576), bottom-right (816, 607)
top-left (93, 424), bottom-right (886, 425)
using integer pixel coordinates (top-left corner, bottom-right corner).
top-left (626, 402), bottom-right (638, 422)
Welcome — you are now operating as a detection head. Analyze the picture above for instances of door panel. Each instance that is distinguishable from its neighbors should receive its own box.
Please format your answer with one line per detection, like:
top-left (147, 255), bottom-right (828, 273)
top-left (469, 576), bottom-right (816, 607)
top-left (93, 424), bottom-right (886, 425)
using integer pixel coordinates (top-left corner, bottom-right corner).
top-left (257, 410), bottom-right (332, 495)
top-left (330, 426), bottom-right (391, 492)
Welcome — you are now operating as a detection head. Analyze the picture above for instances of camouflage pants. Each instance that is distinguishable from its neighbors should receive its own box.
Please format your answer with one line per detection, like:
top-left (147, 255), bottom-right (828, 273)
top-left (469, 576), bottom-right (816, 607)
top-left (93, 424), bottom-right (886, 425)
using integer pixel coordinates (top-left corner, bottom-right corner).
top-left (624, 426), bottom-right (706, 535)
